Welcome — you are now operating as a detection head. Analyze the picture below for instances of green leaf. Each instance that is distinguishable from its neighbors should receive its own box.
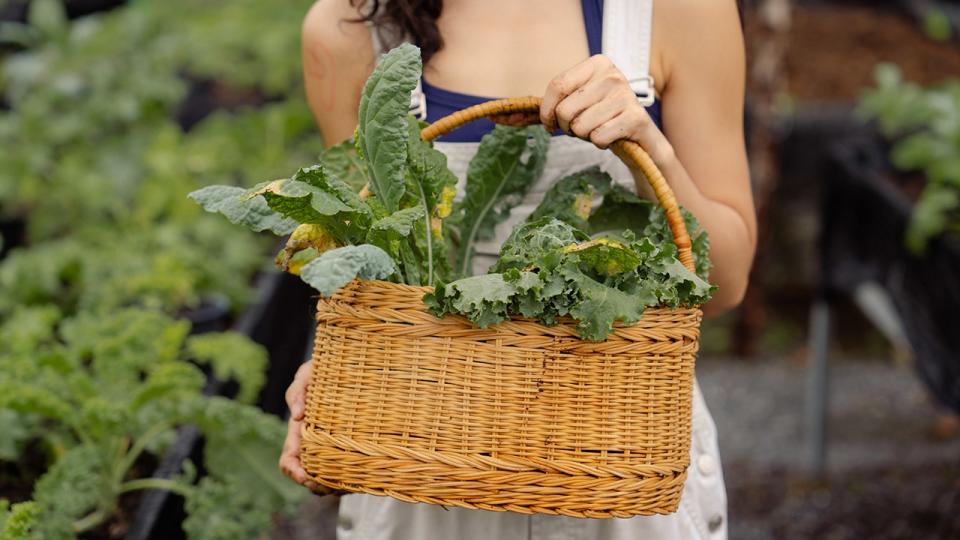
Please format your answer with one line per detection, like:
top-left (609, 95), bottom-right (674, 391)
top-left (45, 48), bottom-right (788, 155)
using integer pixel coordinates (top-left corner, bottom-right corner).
top-left (248, 179), bottom-right (353, 223)
top-left (565, 238), bottom-right (642, 277)
top-left (907, 184), bottom-right (959, 253)
top-left (491, 218), bottom-right (588, 273)
top-left (366, 206), bottom-right (427, 275)
top-left (186, 332), bottom-right (268, 404)
top-left (453, 125), bottom-right (551, 276)
top-left (643, 206), bottom-right (712, 281)
top-left (356, 43), bottom-right (422, 212)
top-left (404, 116), bottom-right (459, 285)
top-left (292, 165), bottom-right (372, 222)
top-left (425, 272), bottom-right (535, 328)
top-left (298, 244), bottom-right (397, 296)
top-left (369, 206), bottom-right (426, 238)
top-left (28, 0), bottom-right (67, 38)
top-left (529, 166), bottom-right (612, 231)
top-left (0, 502), bottom-right (42, 540)
top-left (319, 139), bottom-right (368, 192)
top-left (188, 185), bottom-right (296, 235)
top-left (587, 184), bottom-right (656, 236)
top-left (33, 445), bottom-right (111, 523)
top-left (131, 362), bottom-right (207, 410)
top-left (558, 261), bottom-right (646, 341)
top-left (182, 478), bottom-right (275, 540)
top-left (0, 410), bottom-right (33, 461)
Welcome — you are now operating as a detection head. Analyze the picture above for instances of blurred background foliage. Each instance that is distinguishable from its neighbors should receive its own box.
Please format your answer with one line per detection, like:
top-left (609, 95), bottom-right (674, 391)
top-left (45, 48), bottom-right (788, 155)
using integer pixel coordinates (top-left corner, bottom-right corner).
top-left (0, 0), bottom-right (322, 538)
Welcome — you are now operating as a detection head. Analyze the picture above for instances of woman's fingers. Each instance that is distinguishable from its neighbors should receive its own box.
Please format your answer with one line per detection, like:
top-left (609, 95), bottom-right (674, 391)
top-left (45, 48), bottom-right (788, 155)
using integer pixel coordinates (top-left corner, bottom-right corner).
top-left (553, 73), bottom-right (627, 135)
top-left (285, 361), bottom-right (313, 421)
top-left (279, 416), bottom-right (307, 484)
top-left (567, 98), bottom-right (623, 141)
top-left (540, 56), bottom-right (605, 131)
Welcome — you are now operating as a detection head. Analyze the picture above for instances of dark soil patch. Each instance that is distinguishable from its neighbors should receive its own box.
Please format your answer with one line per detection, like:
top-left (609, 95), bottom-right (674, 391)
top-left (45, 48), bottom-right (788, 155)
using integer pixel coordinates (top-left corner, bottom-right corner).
top-left (756, 5), bottom-right (960, 102)
top-left (728, 461), bottom-right (960, 539)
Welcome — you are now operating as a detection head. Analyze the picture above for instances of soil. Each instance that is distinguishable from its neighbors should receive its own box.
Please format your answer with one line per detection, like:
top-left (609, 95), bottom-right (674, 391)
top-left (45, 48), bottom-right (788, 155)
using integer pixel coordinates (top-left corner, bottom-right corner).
top-left (746, 4), bottom-right (960, 102)
top-left (698, 356), bottom-right (960, 540)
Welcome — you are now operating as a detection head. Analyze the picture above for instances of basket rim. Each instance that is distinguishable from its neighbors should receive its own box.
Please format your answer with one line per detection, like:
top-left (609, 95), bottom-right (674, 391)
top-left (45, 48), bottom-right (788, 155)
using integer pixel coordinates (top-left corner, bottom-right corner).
top-left (319, 279), bottom-right (703, 343)
top-left (337, 278), bottom-right (704, 309)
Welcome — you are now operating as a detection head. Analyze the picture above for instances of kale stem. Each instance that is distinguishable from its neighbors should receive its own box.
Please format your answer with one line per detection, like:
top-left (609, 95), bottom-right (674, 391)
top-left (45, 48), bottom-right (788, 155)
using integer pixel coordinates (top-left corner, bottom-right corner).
top-left (73, 509), bottom-right (110, 533)
top-left (114, 422), bottom-right (172, 485)
top-left (416, 182), bottom-right (434, 286)
top-left (119, 478), bottom-right (192, 498)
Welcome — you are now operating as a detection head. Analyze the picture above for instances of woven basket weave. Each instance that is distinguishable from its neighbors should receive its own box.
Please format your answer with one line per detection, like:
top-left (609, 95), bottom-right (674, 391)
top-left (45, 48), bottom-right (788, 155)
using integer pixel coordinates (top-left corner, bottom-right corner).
top-left (300, 97), bottom-right (703, 518)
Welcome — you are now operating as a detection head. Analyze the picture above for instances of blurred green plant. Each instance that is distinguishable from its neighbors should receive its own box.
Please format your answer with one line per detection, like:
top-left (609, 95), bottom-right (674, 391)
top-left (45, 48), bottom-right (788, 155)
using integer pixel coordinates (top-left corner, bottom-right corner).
top-left (858, 64), bottom-right (960, 252)
top-left (0, 307), bottom-right (304, 539)
top-left (923, 7), bottom-right (952, 42)
top-left (0, 0), bottom-right (320, 537)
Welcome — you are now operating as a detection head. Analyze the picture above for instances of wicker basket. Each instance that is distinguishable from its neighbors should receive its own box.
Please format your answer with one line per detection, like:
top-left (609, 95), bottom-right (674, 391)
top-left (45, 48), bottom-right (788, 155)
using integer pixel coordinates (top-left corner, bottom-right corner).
top-left (300, 97), bottom-right (703, 519)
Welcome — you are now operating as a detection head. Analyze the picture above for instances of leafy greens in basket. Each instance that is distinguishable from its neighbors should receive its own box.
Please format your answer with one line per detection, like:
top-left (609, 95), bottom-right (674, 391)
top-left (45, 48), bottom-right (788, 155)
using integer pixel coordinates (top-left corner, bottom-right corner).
top-left (190, 43), bottom-right (714, 340)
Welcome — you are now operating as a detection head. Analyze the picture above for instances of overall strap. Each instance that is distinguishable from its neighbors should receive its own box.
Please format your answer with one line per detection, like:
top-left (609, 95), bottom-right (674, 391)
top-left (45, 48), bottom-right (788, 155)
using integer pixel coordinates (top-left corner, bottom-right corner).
top-left (602, 0), bottom-right (656, 106)
top-left (368, 20), bottom-right (427, 119)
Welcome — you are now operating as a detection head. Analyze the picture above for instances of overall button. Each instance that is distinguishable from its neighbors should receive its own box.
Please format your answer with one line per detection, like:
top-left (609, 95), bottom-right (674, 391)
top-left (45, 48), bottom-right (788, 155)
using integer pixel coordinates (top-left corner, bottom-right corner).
top-left (697, 454), bottom-right (717, 476)
top-left (708, 514), bottom-right (723, 533)
top-left (337, 516), bottom-right (354, 531)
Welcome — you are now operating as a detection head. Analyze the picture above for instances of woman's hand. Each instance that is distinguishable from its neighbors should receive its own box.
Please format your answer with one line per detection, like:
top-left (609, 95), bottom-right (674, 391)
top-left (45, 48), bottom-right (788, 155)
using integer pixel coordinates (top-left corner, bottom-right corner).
top-left (278, 361), bottom-right (322, 492)
top-left (540, 55), bottom-right (673, 164)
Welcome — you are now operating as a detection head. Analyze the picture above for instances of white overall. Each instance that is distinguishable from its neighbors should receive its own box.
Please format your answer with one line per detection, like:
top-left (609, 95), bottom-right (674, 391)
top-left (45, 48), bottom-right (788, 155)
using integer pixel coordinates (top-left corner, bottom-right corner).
top-left (338, 2), bottom-right (728, 538)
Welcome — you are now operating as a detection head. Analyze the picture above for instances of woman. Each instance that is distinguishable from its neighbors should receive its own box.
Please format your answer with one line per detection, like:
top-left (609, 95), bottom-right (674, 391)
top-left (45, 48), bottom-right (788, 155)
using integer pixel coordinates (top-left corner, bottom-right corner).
top-left (281, 0), bottom-right (756, 538)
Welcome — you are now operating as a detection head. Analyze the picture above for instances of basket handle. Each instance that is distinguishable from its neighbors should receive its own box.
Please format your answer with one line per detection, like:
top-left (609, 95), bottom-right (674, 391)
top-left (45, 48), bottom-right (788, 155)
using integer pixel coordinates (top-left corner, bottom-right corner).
top-left (420, 96), bottom-right (695, 272)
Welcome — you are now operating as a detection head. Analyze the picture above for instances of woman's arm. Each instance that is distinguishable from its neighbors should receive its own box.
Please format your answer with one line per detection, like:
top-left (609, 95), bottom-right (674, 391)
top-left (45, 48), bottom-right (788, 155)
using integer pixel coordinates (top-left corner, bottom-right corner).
top-left (301, 0), bottom-right (375, 146)
top-left (540, 0), bottom-right (755, 316)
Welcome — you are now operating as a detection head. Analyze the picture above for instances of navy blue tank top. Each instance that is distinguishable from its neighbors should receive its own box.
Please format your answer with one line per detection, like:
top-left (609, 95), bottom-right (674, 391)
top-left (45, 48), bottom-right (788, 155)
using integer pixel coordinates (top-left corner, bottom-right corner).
top-left (423, 0), bottom-right (662, 142)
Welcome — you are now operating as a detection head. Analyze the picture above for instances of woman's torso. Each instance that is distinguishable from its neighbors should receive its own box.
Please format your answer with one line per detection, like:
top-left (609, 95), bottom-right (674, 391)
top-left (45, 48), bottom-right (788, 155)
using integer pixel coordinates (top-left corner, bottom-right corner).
top-left (339, 1), bottom-right (728, 538)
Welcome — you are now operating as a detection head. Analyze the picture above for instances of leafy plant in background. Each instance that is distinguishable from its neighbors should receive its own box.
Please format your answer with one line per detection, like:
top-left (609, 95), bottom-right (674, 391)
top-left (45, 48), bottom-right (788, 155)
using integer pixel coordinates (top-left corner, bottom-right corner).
top-left (0, 307), bottom-right (304, 539)
top-left (859, 63), bottom-right (960, 252)
top-left (0, 0), bottom-right (321, 537)
top-left (194, 44), bottom-right (714, 341)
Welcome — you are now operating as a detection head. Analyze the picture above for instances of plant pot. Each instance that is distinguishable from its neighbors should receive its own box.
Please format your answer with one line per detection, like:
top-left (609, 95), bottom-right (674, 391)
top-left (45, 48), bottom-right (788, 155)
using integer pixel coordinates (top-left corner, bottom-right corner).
top-left (237, 271), bottom-right (317, 418)
top-left (0, 217), bottom-right (25, 260)
top-left (822, 134), bottom-right (960, 412)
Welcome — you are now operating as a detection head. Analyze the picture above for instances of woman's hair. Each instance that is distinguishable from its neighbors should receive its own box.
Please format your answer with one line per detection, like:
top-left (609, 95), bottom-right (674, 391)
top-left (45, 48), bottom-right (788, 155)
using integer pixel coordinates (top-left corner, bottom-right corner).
top-left (353, 1), bottom-right (743, 65)
top-left (351, 0), bottom-right (444, 64)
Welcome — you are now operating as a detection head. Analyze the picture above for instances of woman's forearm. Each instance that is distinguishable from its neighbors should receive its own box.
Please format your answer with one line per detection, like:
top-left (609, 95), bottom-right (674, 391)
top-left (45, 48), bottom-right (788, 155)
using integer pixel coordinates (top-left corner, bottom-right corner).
top-left (627, 144), bottom-right (755, 316)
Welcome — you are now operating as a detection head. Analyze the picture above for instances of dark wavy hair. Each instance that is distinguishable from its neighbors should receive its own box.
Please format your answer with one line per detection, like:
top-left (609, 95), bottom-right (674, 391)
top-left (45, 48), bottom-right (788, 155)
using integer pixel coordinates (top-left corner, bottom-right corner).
top-left (352, 1), bottom-right (743, 65)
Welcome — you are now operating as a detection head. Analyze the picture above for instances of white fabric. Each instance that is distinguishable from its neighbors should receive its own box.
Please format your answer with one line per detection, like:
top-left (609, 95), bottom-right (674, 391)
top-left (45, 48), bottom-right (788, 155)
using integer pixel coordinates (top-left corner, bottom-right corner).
top-left (603, 0), bottom-right (656, 105)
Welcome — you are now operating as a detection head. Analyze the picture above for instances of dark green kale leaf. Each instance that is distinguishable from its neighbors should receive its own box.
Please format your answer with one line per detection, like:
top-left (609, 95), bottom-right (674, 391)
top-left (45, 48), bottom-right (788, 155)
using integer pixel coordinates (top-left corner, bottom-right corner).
top-left (529, 166), bottom-right (612, 231)
top-left (587, 184), bottom-right (656, 237)
top-left (319, 139), bottom-right (368, 192)
top-left (355, 43), bottom-right (421, 213)
top-left (451, 124), bottom-right (550, 277)
top-left (402, 116), bottom-right (459, 286)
